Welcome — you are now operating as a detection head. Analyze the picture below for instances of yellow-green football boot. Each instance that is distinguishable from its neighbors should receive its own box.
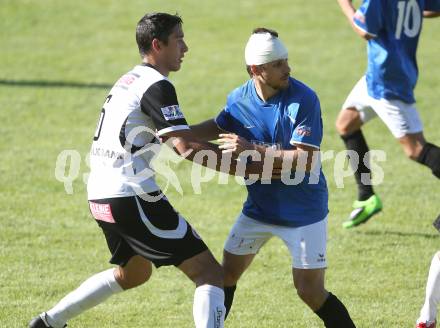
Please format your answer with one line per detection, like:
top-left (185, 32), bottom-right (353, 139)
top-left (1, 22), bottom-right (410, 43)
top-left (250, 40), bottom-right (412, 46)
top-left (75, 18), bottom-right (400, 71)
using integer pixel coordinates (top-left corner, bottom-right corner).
top-left (342, 194), bottom-right (382, 229)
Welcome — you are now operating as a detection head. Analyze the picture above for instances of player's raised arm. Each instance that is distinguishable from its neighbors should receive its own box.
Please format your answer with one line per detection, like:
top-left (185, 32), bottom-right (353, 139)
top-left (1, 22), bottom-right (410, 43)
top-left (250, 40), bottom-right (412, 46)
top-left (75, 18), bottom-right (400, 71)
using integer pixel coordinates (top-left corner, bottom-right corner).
top-left (424, 0), bottom-right (440, 17)
top-left (337, 0), bottom-right (375, 40)
top-left (424, 11), bottom-right (440, 17)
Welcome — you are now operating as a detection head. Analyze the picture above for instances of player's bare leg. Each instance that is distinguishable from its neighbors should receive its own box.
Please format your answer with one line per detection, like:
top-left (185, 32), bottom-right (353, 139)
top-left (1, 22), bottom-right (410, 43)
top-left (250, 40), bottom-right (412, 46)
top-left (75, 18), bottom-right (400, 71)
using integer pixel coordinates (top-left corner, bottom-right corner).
top-left (293, 268), bottom-right (327, 310)
top-left (399, 132), bottom-right (426, 160)
top-left (114, 254), bottom-right (152, 289)
top-left (30, 255), bottom-right (151, 328)
top-left (293, 268), bottom-right (355, 327)
top-left (178, 249), bottom-right (225, 328)
top-left (222, 251), bottom-right (256, 319)
top-left (401, 131), bottom-right (440, 227)
top-left (400, 132), bottom-right (440, 179)
top-left (335, 107), bottom-right (363, 136)
top-left (336, 107), bottom-right (382, 228)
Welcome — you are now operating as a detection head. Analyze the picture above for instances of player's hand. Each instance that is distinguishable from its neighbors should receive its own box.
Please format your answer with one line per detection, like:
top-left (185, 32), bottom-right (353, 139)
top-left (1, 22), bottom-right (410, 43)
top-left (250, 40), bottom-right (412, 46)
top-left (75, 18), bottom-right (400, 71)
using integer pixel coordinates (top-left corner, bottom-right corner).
top-left (218, 133), bottom-right (255, 155)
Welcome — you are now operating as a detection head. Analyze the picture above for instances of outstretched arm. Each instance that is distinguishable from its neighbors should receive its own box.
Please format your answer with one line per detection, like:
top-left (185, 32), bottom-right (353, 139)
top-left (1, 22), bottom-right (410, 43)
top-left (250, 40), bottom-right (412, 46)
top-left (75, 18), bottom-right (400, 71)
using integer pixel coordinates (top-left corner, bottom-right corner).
top-left (337, 0), bottom-right (374, 40)
top-left (160, 129), bottom-right (280, 178)
top-left (218, 133), bottom-right (318, 173)
top-left (424, 11), bottom-right (440, 18)
top-left (190, 118), bottom-right (226, 141)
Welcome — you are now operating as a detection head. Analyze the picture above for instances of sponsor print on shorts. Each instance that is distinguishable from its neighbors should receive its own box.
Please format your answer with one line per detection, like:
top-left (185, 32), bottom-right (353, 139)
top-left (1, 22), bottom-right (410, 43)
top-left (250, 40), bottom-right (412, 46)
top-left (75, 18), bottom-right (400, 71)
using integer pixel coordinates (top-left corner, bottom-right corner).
top-left (89, 202), bottom-right (116, 223)
top-left (317, 253), bottom-right (326, 263)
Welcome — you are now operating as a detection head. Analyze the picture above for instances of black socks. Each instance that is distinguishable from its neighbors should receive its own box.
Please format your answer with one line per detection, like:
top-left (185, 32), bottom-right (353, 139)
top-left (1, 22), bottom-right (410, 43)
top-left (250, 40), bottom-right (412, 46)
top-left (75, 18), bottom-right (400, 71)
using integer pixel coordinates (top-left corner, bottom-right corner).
top-left (224, 285), bottom-right (237, 319)
top-left (315, 292), bottom-right (356, 328)
top-left (417, 142), bottom-right (440, 179)
top-left (341, 130), bottom-right (374, 201)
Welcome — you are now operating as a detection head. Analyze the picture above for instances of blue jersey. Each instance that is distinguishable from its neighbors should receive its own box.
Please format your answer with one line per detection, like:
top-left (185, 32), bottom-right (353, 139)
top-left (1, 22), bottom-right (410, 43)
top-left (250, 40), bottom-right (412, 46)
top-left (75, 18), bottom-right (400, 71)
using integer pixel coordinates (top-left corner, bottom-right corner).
top-left (353, 0), bottom-right (440, 103)
top-left (215, 78), bottom-right (328, 227)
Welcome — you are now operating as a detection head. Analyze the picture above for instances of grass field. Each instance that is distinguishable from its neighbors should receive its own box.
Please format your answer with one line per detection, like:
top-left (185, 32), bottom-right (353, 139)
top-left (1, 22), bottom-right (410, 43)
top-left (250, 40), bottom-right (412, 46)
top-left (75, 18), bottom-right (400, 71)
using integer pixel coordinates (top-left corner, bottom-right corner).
top-left (1, 1), bottom-right (440, 327)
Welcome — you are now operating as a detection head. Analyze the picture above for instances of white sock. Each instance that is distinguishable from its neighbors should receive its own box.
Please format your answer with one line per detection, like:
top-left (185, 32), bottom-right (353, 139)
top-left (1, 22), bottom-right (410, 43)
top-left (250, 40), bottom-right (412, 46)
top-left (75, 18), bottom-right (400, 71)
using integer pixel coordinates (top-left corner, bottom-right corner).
top-left (193, 285), bottom-right (225, 328)
top-left (418, 252), bottom-right (440, 324)
top-left (45, 268), bottom-right (123, 328)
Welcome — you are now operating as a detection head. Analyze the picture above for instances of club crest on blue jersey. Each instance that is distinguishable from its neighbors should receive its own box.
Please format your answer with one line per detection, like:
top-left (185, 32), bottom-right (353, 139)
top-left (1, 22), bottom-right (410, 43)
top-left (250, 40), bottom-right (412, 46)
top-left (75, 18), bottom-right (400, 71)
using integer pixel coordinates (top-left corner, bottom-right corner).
top-left (295, 125), bottom-right (312, 137)
top-left (161, 105), bottom-right (184, 121)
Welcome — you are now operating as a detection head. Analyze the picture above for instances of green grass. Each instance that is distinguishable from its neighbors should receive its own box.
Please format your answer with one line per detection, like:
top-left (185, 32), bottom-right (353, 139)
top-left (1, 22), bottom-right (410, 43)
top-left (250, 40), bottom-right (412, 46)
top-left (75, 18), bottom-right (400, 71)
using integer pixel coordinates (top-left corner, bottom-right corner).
top-left (1, 0), bottom-right (440, 327)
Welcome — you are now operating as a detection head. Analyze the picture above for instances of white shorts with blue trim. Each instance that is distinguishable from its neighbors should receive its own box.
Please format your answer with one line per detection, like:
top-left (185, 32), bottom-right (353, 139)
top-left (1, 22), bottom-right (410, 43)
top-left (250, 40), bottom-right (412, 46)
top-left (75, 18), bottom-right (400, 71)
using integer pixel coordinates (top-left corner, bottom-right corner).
top-left (342, 76), bottom-right (423, 138)
top-left (224, 213), bottom-right (328, 269)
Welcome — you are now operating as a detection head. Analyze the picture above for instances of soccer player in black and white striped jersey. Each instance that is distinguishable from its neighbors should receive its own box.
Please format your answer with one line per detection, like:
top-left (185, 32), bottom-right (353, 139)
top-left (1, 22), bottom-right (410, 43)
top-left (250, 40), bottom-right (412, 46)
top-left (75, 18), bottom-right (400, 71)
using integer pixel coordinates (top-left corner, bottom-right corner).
top-left (29, 12), bottom-right (266, 328)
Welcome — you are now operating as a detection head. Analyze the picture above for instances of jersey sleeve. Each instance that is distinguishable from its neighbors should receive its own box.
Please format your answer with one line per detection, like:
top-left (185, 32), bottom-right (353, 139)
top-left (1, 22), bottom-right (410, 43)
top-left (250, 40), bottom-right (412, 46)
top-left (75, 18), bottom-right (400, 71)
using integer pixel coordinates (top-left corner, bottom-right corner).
top-left (141, 79), bottom-right (189, 136)
top-left (353, 0), bottom-right (384, 37)
top-left (290, 96), bottom-right (323, 149)
top-left (425, 0), bottom-right (440, 11)
top-left (214, 107), bottom-right (233, 132)
top-left (214, 93), bottom-right (235, 132)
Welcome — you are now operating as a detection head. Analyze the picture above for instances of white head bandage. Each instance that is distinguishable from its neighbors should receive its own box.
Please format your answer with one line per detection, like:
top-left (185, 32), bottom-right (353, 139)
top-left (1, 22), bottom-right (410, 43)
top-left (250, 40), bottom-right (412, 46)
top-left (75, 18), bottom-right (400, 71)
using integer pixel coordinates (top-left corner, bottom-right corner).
top-left (244, 32), bottom-right (288, 66)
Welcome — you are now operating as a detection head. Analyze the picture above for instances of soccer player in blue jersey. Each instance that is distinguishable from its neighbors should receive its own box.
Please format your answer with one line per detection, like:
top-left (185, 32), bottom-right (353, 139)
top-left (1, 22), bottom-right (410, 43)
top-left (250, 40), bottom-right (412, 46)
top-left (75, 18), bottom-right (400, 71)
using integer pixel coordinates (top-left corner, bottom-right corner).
top-left (191, 28), bottom-right (356, 327)
top-left (336, 0), bottom-right (440, 229)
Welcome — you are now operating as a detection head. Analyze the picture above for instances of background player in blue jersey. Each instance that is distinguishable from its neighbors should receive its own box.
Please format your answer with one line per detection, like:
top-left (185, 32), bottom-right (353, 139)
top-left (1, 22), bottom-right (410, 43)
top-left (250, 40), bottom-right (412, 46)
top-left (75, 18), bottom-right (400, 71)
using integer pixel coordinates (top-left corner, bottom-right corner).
top-left (191, 28), bottom-right (356, 328)
top-left (336, 0), bottom-right (440, 229)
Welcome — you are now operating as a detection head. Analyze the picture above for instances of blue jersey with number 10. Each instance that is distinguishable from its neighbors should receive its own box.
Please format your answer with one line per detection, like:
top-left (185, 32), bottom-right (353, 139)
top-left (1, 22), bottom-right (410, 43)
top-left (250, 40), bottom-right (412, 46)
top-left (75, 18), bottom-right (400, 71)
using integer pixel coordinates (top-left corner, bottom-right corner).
top-left (353, 0), bottom-right (440, 103)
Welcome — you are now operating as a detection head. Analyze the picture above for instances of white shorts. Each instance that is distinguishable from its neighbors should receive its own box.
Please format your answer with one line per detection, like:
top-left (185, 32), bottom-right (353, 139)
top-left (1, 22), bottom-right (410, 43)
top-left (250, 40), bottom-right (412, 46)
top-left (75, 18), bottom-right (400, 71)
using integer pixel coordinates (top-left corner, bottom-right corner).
top-left (224, 213), bottom-right (327, 269)
top-left (342, 76), bottom-right (423, 138)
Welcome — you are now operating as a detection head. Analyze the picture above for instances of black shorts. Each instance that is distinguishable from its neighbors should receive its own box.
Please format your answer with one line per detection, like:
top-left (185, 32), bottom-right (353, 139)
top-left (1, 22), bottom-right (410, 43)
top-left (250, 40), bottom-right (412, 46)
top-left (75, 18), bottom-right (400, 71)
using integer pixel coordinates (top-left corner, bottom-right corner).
top-left (88, 192), bottom-right (208, 268)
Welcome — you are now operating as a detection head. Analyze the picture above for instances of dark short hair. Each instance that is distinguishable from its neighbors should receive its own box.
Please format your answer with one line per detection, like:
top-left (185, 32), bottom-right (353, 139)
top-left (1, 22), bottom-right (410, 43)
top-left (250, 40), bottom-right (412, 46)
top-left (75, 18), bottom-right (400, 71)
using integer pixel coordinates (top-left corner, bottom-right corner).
top-left (246, 27), bottom-right (280, 76)
top-left (136, 13), bottom-right (183, 56)
top-left (252, 27), bottom-right (278, 38)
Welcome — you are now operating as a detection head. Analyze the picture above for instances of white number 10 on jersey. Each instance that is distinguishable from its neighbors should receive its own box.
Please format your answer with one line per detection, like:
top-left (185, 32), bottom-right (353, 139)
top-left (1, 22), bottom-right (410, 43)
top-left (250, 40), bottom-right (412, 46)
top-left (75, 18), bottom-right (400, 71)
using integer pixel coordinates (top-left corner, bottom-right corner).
top-left (395, 0), bottom-right (422, 39)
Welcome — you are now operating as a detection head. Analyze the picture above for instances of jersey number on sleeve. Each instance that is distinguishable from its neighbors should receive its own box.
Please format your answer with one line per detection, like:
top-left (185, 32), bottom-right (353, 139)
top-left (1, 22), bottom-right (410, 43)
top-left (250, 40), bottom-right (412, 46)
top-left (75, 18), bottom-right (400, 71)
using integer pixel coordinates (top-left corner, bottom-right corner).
top-left (395, 0), bottom-right (421, 39)
top-left (93, 94), bottom-right (112, 141)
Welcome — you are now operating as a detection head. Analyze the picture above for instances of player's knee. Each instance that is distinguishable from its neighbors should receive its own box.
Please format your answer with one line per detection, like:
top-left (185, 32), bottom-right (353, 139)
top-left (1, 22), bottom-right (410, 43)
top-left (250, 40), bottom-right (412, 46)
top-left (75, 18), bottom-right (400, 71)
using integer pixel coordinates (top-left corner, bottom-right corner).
top-left (401, 142), bottom-right (422, 160)
top-left (223, 266), bottom-right (243, 286)
top-left (294, 271), bottom-right (326, 308)
top-left (335, 108), bottom-right (361, 136)
top-left (199, 262), bottom-right (224, 287)
top-left (116, 267), bottom-right (151, 290)
top-left (403, 145), bottom-right (423, 161)
top-left (296, 282), bottom-right (314, 300)
top-left (336, 117), bottom-right (353, 136)
top-left (335, 116), bottom-right (348, 135)
top-left (180, 250), bottom-right (224, 287)
top-left (400, 135), bottom-right (426, 161)
top-left (186, 259), bottom-right (224, 287)
top-left (295, 283), bottom-right (325, 309)
top-left (115, 256), bottom-right (152, 290)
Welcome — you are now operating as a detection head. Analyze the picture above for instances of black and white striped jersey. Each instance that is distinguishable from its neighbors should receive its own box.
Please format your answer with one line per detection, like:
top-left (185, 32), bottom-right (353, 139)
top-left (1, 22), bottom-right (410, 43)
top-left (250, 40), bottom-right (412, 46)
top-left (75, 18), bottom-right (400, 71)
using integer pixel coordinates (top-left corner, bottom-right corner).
top-left (87, 63), bottom-right (189, 200)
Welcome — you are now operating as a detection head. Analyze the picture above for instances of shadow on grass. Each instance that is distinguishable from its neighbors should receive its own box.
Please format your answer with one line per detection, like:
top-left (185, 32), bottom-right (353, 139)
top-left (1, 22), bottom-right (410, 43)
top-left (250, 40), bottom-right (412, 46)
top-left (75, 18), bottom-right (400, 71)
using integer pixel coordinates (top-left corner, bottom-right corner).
top-left (0, 79), bottom-right (112, 89)
top-left (357, 229), bottom-right (439, 240)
